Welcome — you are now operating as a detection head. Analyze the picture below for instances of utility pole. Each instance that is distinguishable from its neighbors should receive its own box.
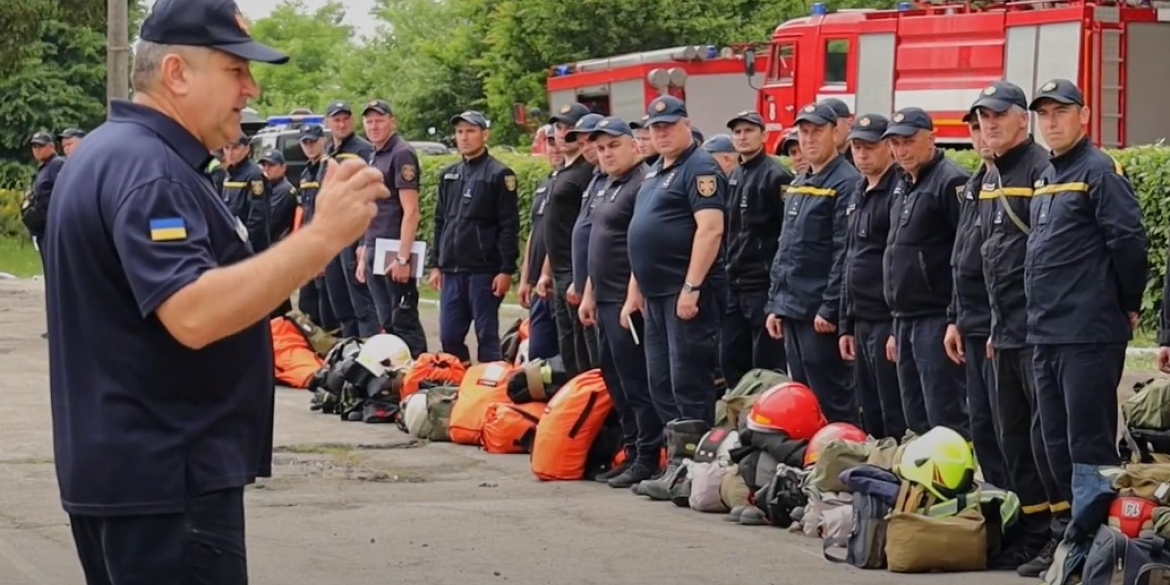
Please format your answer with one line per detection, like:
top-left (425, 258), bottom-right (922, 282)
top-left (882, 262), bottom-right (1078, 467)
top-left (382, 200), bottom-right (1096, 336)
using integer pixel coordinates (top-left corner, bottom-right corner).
top-left (107, 0), bottom-right (131, 115)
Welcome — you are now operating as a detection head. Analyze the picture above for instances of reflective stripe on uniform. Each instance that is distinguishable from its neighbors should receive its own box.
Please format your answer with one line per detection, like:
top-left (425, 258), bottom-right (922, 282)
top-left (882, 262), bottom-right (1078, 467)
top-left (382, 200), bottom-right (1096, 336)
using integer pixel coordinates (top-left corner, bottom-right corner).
top-left (1034, 182), bottom-right (1089, 196)
top-left (787, 185), bottom-right (837, 197)
top-left (978, 187), bottom-right (1034, 199)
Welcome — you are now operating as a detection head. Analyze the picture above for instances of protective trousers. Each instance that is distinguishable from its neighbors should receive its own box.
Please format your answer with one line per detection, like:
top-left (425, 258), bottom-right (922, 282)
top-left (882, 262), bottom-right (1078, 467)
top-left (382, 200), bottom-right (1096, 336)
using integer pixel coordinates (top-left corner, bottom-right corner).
top-left (853, 319), bottom-right (907, 440)
top-left (362, 254), bottom-right (428, 358)
top-left (525, 296), bottom-right (559, 361)
top-left (642, 287), bottom-right (726, 426)
top-left (720, 285), bottom-right (788, 386)
top-left (784, 319), bottom-right (858, 425)
top-left (437, 272), bottom-right (501, 364)
top-left (552, 273), bottom-right (595, 377)
top-left (596, 301), bottom-right (663, 466)
top-left (325, 243), bottom-right (379, 338)
top-left (894, 316), bottom-right (971, 437)
top-left (1033, 343), bottom-right (1124, 538)
top-left (966, 334), bottom-right (1010, 489)
top-left (995, 346), bottom-right (1067, 546)
top-left (298, 277), bottom-right (338, 332)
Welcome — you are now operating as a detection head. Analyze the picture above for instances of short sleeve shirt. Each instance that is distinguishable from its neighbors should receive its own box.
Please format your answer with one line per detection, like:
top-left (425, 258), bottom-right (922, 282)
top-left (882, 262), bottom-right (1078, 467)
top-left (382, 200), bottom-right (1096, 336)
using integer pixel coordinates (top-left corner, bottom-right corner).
top-left (627, 144), bottom-right (728, 297)
top-left (588, 164), bottom-right (648, 303)
top-left (365, 134), bottom-right (420, 246)
top-left (42, 101), bottom-right (275, 516)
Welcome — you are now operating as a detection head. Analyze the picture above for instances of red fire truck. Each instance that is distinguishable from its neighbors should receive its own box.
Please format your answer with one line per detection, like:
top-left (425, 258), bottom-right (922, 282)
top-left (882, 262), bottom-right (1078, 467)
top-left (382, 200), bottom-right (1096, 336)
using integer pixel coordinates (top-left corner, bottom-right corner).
top-left (752, 0), bottom-right (1170, 154)
top-left (544, 46), bottom-right (768, 143)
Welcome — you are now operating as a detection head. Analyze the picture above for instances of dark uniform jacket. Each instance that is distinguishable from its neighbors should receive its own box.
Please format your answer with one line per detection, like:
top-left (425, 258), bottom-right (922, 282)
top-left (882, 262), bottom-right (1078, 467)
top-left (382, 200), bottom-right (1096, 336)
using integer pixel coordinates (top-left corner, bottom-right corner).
top-left (766, 153), bottom-right (859, 323)
top-left (839, 165), bottom-right (898, 335)
top-left (430, 149), bottom-right (520, 275)
top-left (268, 177), bottom-right (296, 242)
top-left (298, 158), bottom-right (323, 226)
top-left (544, 155), bottom-right (595, 277)
top-left (884, 150), bottom-right (968, 319)
top-left (222, 158), bottom-right (271, 253)
top-left (525, 173), bottom-right (553, 286)
top-left (949, 164), bottom-right (993, 337)
top-left (21, 155), bottom-right (65, 237)
top-left (1026, 136), bottom-right (1148, 345)
top-left (727, 152), bottom-right (792, 291)
top-left (978, 137), bottom-right (1050, 349)
top-left (325, 134), bottom-right (374, 245)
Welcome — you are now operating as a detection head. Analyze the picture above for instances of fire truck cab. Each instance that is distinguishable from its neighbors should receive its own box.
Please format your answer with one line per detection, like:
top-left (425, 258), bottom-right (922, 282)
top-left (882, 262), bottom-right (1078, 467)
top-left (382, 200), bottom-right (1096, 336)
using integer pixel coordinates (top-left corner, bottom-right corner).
top-left (546, 46), bottom-right (767, 140)
top-left (755, 0), bottom-right (1170, 154)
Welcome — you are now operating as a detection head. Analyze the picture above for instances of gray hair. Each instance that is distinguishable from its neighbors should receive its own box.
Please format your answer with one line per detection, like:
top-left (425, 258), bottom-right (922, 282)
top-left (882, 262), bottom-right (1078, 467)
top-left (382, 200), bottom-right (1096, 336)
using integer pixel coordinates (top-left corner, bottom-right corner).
top-left (131, 41), bottom-right (212, 92)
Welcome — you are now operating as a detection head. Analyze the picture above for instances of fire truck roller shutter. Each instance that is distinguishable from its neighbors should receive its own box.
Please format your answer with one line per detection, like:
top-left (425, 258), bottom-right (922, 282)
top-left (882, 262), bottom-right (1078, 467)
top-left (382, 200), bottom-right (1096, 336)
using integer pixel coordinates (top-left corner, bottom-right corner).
top-left (854, 34), bottom-right (895, 122)
top-left (1004, 23), bottom-right (1082, 148)
top-left (1123, 23), bottom-right (1170, 148)
top-left (608, 79), bottom-right (646, 125)
top-left (683, 72), bottom-right (760, 148)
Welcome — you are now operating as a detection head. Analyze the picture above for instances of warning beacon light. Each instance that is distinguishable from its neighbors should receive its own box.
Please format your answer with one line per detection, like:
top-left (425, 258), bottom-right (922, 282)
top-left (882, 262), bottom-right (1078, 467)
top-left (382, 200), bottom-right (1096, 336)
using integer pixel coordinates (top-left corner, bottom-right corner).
top-left (897, 2), bottom-right (913, 10)
top-left (811, 2), bottom-right (828, 15)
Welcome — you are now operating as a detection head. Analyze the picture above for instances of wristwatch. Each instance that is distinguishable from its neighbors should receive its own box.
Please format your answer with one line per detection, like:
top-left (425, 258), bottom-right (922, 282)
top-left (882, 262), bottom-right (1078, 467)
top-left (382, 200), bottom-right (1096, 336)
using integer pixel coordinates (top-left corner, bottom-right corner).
top-left (394, 256), bottom-right (410, 266)
top-left (682, 281), bottom-right (700, 294)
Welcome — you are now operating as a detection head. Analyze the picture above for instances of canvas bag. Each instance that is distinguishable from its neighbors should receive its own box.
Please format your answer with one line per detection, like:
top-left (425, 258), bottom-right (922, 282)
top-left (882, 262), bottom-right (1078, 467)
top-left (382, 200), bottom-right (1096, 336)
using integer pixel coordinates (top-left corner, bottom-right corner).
top-left (823, 491), bottom-right (892, 569)
top-left (885, 482), bottom-right (987, 573)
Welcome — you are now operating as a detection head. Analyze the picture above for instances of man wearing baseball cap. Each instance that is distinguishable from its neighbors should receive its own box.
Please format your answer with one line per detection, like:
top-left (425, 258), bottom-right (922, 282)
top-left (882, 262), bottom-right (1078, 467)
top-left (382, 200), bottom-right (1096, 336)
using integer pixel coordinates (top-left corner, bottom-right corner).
top-left (58, 127), bottom-right (86, 157)
top-left (220, 133), bottom-right (272, 253)
top-left (20, 131), bottom-right (63, 259)
top-left (40, 0), bottom-right (391, 582)
top-left (295, 123), bottom-right (340, 332)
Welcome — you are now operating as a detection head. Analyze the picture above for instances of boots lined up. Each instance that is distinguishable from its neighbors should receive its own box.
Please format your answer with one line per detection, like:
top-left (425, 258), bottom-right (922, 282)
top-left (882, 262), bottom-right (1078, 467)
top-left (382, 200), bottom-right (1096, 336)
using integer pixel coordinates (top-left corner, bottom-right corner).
top-left (630, 419), bottom-right (711, 500)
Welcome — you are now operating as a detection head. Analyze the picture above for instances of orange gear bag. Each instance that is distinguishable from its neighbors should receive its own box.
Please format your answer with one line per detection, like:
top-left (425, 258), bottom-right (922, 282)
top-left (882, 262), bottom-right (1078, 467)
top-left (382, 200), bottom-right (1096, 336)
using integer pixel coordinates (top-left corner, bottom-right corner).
top-left (480, 402), bottom-right (546, 455)
top-left (530, 369), bottom-right (613, 481)
top-left (447, 362), bottom-right (516, 446)
top-left (270, 317), bottom-right (324, 389)
top-left (401, 352), bottom-right (467, 403)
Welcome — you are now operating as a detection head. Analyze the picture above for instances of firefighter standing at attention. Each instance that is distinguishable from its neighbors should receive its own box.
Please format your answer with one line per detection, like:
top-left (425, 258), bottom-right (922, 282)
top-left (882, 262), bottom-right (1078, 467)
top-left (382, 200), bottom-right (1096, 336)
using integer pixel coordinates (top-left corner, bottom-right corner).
top-left (970, 80), bottom-right (1068, 577)
top-left (722, 110), bottom-right (791, 384)
top-left (516, 125), bottom-right (562, 361)
top-left (765, 102), bottom-right (858, 425)
top-left (1027, 79), bottom-right (1148, 578)
top-left (220, 134), bottom-right (272, 253)
top-left (295, 123), bottom-right (338, 332)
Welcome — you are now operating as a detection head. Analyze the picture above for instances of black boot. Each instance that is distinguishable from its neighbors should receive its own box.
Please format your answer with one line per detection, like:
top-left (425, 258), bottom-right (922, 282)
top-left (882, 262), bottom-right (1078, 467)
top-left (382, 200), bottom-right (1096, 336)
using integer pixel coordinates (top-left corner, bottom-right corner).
top-left (634, 419), bottom-right (710, 501)
top-left (608, 462), bottom-right (655, 488)
top-left (595, 459), bottom-right (631, 483)
top-left (1018, 538), bottom-right (1057, 578)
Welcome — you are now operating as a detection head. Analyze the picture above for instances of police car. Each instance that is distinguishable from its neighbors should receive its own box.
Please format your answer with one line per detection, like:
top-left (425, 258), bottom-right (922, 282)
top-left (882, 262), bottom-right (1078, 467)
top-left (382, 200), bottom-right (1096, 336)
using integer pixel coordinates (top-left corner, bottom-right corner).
top-left (249, 111), bottom-right (329, 180)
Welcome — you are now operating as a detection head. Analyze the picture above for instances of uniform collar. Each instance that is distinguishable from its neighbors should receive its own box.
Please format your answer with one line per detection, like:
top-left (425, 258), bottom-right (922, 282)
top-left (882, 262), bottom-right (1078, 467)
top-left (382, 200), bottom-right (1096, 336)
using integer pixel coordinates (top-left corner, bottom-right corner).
top-left (661, 142), bottom-right (699, 172)
top-left (37, 154), bottom-right (61, 169)
top-left (903, 149), bottom-right (945, 186)
top-left (227, 158), bottom-right (258, 176)
top-left (328, 133), bottom-right (357, 155)
top-left (993, 136), bottom-right (1036, 168)
top-left (109, 100), bottom-right (212, 172)
top-left (374, 133), bottom-right (401, 154)
top-left (463, 147), bottom-right (490, 166)
top-left (809, 151), bottom-right (846, 179)
top-left (608, 162), bottom-right (645, 185)
top-left (867, 165), bottom-right (898, 193)
top-left (1051, 135), bottom-right (1092, 169)
top-left (739, 150), bottom-right (767, 168)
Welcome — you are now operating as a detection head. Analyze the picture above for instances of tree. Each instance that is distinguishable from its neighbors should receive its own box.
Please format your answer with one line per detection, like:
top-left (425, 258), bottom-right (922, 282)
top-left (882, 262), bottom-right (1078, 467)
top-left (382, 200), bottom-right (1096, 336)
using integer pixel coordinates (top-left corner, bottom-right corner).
top-left (249, 0), bottom-right (358, 115)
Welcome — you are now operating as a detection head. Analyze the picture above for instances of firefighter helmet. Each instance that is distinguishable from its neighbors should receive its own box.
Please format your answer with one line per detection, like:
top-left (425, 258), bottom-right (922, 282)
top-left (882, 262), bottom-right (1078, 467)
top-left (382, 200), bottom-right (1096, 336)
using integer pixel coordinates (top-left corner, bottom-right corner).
top-left (746, 382), bottom-right (827, 440)
top-left (897, 426), bottom-right (976, 500)
top-left (803, 422), bottom-right (869, 467)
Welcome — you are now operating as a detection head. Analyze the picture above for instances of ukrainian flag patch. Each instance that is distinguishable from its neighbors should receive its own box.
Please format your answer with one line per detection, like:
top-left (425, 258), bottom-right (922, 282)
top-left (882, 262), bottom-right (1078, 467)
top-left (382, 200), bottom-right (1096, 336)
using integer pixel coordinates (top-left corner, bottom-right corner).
top-left (149, 217), bottom-right (187, 242)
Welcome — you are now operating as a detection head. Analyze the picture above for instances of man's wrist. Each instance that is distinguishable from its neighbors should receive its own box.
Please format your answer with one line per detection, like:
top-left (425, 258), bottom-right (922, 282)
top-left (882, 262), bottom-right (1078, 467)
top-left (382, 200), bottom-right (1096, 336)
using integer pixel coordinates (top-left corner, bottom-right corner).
top-left (682, 281), bottom-right (701, 294)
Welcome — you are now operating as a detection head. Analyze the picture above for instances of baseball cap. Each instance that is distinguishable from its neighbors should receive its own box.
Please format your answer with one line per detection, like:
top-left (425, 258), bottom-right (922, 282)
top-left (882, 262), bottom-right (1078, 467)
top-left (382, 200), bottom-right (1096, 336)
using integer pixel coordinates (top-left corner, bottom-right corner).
top-left (29, 131), bottom-right (54, 146)
top-left (549, 103), bottom-right (591, 126)
top-left (781, 130), bottom-right (799, 153)
top-left (820, 98), bottom-right (852, 119)
top-left (139, 0), bottom-right (288, 65)
top-left (588, 117), bottom-right (634, 140)
top-left (882, 107), bottom-right (935, 138)
top-left (701, 134), bottom-right (736, 154)
top-left (361, 99), bottom-right (393, 116)
top-left (325, 101), bottom-right (351, 117)
top-left (1029, 78), bottom-right (1085, 110)
top-left (298, 124), bottom-right (324, 141)
top-left (727, 110), bottom-right (764, 130)
top-left (847, 114), bottom-right (890, 143)
top-left (451, 110), bottom-right (490, 129)
top-left (566, 113), bottom-right (605, 140)
top-left (259, 149), bottom-right (284, 165)
top-left (969, 81), bottom-right (1028, 115)
top-left (793, 102), bottom-right (838, 126)
top-left (645, 96), bottom-right (688, 125)
top-left (58, 128), bottom-right (86, 139)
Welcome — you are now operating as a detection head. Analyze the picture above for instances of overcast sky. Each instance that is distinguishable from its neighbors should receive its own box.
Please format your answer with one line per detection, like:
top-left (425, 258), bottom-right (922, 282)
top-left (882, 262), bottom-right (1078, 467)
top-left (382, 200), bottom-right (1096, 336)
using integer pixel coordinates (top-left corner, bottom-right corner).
top-left (141, 0), bottom-right (380, 38)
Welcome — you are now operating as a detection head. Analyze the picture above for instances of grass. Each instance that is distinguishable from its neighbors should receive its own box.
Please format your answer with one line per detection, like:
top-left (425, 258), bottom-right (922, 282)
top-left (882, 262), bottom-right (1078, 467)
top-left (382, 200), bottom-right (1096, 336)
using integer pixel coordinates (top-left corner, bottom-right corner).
top-left (0, 236), bottom-right (40, 278)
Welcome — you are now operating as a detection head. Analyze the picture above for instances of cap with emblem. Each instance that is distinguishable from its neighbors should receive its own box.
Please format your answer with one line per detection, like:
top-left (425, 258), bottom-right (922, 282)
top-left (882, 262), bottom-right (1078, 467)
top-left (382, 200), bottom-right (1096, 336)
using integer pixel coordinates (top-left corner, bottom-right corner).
top-left (819, 98), bottom-right (852, 119)
top-left (969, 80), bottom-right (1028, 115)
top-left (298, 123), bottom-right (324, 141)
top-left (701, 134), bottom-right (736, 154)
top-left (847, 114), bottom-right (890, 143)
top-left (566, 113), bottom-right (605, 140)
top-left (1028, 78), bottom-right (1085, 111)
top-left (549, 103), bottom-right (591, 126)
top-left (58, 128), bottom-right (86, 139)
top-left (727, 110), bottom-right (764, 130)
top-left (450, 110), bottom-right (490, 129)
top-left (645, 96), bottom-right (688, 125)
top-left (588, 116), bottom-right (634, 140)
top-left (793, 102), bottom-right (838, 127)
top-left (361, 99), bottom-right (393, 116)
top-left (139, 0), bottom-right (288, 64)
top-left (29, 131), bottom-right (54, 146)
top-left (882, 107), bottom-right (934, 138)
top-left (325, 101), bottom-right (351, 117)
top-left (259, 149), bottom-right (285, 165)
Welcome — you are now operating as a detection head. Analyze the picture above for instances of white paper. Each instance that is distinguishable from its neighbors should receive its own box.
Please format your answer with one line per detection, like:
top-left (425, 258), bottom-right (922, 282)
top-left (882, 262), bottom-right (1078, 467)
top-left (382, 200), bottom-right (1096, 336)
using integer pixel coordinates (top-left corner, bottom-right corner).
top-left (373, 239), bottom-right (427, 279)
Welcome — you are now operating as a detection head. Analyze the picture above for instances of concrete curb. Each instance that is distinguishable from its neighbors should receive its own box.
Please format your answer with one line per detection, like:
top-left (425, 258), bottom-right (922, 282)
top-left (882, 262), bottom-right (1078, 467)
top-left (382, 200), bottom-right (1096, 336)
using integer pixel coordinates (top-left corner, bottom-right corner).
top-left (418, 297), bottom-right (525, 313)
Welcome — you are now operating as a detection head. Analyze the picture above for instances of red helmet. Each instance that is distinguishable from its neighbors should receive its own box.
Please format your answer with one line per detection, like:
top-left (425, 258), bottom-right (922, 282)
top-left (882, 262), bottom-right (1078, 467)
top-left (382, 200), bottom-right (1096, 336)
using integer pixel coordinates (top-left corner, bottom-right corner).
top-left (803, 422), bottom-right (868, 467)
top-left (1109, 496), bottom-right (1157, 538)
top-left (746, 382), bottom-right (827, 440)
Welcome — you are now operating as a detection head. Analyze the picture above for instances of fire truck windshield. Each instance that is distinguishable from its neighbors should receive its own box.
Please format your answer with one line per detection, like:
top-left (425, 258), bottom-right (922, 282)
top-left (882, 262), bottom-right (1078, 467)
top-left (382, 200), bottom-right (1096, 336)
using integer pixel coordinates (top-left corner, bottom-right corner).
top-left (769, 43), bottom-right (795, 83)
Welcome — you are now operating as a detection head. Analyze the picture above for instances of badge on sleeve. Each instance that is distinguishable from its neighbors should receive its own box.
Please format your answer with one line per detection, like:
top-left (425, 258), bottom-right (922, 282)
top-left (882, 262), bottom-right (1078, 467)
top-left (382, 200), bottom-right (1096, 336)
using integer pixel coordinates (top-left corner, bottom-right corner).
top-left (696, 175), bottom-right (717, 198)
top-left (149, 217), bottom-right (187, 242)
top-left (504, 174), bottom-right (517, 192)
top-left (251, 180), bottom-right (265, 197)
top-left (235, 218), bottom-right (249, 242)
top-left (401, 164), bottom-right (417, 182)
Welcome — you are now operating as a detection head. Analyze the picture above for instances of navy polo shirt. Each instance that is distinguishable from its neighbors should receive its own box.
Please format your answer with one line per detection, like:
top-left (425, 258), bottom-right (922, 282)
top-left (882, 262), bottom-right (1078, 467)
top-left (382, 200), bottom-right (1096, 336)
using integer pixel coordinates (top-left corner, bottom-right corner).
top-left (42, 100), bottom-right (275, 516)
top-left (364, 134), bottom-right (420, 247)
top-left (628, 143), bottom-right (728, 298)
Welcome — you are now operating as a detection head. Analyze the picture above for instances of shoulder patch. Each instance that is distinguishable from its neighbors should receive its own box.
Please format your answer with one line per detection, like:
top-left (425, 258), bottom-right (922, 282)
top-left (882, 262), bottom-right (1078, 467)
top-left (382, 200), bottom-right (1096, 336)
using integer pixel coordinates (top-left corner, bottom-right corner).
top-left (954, 184), bottom-right (964, 199)
top-left (504, 174), bottom-right (517, 192)
top-left (149, 217), bottom-right (187, 242)
top-left (696, 175), bottom-right (717, 198)
top-left (251, 180), bottom-right (265, 197)
top-left (401, 163), bottom-right (417, 182)
top-left (1109, 155), bottom-right (1125, 177)
top-left (1034, 180), bottom-right (1045, 189)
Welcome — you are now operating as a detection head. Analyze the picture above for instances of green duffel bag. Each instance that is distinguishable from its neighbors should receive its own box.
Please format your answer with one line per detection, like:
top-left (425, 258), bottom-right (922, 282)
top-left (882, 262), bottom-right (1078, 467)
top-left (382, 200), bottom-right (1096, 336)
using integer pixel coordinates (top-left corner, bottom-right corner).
top-left (715, 368), bottom-right (790, 429)
top-left (421, 385), bottom-right (459, 442)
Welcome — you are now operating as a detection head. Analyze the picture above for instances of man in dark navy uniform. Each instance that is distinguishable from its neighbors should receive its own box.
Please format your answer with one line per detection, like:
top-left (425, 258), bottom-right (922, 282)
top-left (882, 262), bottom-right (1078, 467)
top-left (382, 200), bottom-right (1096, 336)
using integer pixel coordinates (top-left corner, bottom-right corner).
top-left (41, 1), bottom-right (388, 581)
top-left (294, 123), bottom-right (338, 331)
top-left (260, 149), bottom-right (297, 243)
top-left (625, 96), bottom-right (727, 498)
top-left (517, 126), bottom-right (560, 361)
top-left (837, 114), bottom-right (906, 440)
top-left (881, 107), bottom-right (970, 437)
top-left (1027, 79), bottom-right (1148, 573)
top-left (59, 127), bottom-right (86, 157)
top-left (20, 131), bottom-right (64, 261)
top-left (220, 134), bottom-right (272, 253)
top-left (765, 102), bottom-right (859, 424)
top-left (323, 99), bottom-right (380, 338)
top-left (357, 99), bottom-right (428, 356)
top-left (566, 113), bottom-right (606, 369)
top-left (428, 110), bottom-right (520, 364)
top-left (577, 117), bottom-right (660, 488)
top-left (722, 110), bottom-right (790, 386)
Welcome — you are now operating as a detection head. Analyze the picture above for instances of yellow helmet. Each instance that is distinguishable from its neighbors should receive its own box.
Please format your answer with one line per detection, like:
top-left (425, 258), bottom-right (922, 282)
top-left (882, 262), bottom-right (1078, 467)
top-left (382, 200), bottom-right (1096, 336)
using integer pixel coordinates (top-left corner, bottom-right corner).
top-left (897, 426), bottom-right (975, 500)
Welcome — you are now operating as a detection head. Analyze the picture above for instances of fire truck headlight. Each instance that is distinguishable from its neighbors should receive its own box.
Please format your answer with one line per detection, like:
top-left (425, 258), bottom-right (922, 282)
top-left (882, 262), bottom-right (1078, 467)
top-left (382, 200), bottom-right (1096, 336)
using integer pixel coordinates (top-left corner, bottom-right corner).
top-left (647, 68), bottom-right (670, 89)
top-left (668, 68), bottom-right (688, 88)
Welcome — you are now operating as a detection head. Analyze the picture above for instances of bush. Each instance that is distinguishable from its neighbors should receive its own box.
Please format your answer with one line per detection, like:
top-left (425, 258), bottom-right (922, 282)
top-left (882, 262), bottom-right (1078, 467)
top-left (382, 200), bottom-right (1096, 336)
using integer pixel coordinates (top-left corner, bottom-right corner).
top-left (3, 147), bottom-right (1168, 329)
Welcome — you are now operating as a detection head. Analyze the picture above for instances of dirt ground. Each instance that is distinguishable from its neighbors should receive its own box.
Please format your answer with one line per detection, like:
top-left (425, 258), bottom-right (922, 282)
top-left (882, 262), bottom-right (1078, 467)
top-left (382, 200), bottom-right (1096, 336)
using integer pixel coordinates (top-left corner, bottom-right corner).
top-left (0, 278), bottom-right (1152, 585)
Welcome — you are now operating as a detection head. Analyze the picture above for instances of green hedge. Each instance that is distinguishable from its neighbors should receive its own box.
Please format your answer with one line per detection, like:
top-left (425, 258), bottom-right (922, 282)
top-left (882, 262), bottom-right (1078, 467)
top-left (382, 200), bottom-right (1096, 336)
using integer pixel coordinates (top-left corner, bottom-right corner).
top-left (3, 147), bottom-right (1169, 329)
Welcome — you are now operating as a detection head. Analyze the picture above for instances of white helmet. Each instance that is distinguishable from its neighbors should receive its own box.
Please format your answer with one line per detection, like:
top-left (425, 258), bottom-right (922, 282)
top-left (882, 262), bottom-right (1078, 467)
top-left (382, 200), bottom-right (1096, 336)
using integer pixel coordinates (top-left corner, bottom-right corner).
top-left (356, 334), bottom-right (413, 375)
